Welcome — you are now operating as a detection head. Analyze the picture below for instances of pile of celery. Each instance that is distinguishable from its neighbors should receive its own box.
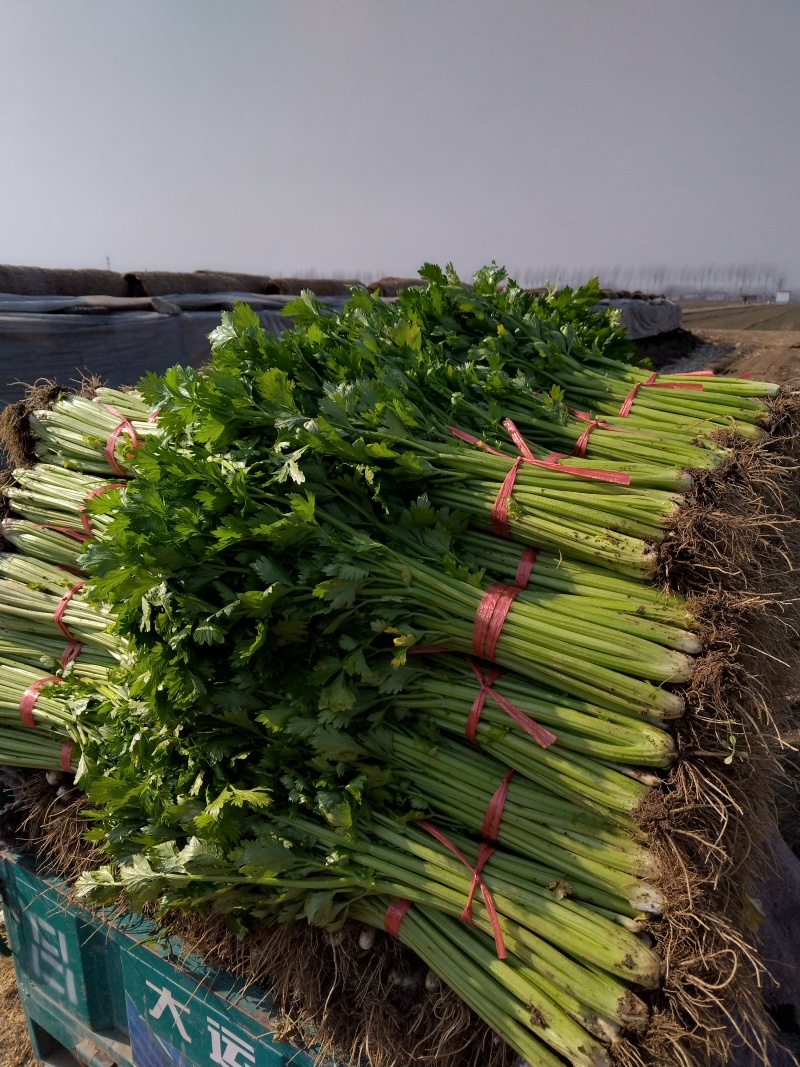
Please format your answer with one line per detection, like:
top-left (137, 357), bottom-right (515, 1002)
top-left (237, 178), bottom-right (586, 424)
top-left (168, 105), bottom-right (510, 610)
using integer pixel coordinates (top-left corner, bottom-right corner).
top-left (0, 268), bottom-right (786, 1067)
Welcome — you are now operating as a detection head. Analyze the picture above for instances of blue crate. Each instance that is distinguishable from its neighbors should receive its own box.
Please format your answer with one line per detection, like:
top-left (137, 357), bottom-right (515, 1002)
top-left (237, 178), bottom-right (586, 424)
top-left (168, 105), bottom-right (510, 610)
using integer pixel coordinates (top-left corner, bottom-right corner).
top-left (0, 852), bottom-right (319, 1067)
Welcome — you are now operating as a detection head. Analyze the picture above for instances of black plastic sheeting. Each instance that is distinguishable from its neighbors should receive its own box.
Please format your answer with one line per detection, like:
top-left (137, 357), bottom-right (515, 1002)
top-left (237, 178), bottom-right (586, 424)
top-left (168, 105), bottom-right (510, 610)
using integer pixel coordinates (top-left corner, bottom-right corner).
top-left (0, 293), bottom-right (346, 406)
top-left (0, 289), bottom-right (680, 407)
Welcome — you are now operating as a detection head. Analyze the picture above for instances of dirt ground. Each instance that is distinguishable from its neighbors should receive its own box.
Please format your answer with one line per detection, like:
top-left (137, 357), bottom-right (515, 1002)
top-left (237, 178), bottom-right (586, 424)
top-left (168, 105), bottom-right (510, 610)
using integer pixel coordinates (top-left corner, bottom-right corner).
top-left (637, 304), bottom-right (800, 386)
top-left (672, 304), bottom-right (800, 384)
top-left (692, 327), bottom-right (800, 385)
top-left (0, 952), bottom-right (32, 1067)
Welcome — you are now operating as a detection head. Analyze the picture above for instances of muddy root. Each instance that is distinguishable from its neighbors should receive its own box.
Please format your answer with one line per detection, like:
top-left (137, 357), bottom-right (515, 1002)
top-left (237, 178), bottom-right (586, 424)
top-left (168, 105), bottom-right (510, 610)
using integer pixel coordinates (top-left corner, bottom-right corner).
top-left (633, 456), bottom-right (800, 1067)
top-left (0, 375), bottom-right (104, 468)
top-left (165, 913), bottom-right (516, 1067)
top-left (12, 774), bottom-right (105, 880)
top-left (656, 432), bottom-right (798, 593)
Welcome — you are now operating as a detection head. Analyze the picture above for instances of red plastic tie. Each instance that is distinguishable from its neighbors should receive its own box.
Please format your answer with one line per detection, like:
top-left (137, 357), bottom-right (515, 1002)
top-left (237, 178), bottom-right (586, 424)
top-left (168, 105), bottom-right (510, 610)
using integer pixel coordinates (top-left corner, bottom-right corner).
top-left (491, 456), bottom-right (521, 537)
top-left (571, 411), bottom-right (625, 458)
top-left (571, 408), bottom-right (625, 430)
top-left (503, 419), bottom-right (536, 460)
top-left (620, 373), bottom-right (656, 417)
top-left (418, 820), bottom-right (506, 958)
top-left (385, 898), bottom-right (412, 938)
top-left (447, 425), bottom-right (506, 457)
top-left (148, 408), bottom-right (161, 423)
top-left (53, 581), bottom-right (86, 640)
top-left (572, 420), bottom-right (601, 458)
top-left (514, 546), bottom-right (538, 589)
top-left (104, 406), bottom-right (140, 475)
top-left (502, 419), bottom-right (631, 485)
top-left (79, 482), bottom-right (126, 536)
top-left (61, 743), bottom-right (74, 773)
top-left (481, 769), bottom-right (516, 844)
top-left (449, 420), bottom-right (631, 488)
top-left (619, 373), bottom-right (705, 417)
top-left (465, 656), bottom-right (557, 749)
top-left (19, 676), bottom-right (60, 728)
top-left (33, 524), bottom-right (91, 543)
top-left (60, 640), bottom-right (83, 667)
top-left (472, 583), bottom-right (521, 661)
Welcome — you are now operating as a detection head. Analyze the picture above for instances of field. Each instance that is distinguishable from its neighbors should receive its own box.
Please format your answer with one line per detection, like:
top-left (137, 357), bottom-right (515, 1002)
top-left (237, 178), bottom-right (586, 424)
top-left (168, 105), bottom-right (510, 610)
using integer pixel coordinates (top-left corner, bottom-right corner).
top-left (681, 301), bottom-right (800, 332)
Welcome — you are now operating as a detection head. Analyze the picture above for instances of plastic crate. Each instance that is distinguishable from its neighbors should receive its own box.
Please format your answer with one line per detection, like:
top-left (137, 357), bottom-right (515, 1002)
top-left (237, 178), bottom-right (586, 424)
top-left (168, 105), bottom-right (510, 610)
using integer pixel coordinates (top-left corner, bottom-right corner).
top-left (0, 851), bottom-right (318, 1067)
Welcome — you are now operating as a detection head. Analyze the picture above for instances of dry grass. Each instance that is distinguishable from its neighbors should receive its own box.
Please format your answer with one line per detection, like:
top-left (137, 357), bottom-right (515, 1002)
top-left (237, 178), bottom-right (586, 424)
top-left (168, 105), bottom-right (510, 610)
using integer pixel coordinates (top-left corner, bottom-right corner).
top-left (0, 955), bottom-right (33, 1067)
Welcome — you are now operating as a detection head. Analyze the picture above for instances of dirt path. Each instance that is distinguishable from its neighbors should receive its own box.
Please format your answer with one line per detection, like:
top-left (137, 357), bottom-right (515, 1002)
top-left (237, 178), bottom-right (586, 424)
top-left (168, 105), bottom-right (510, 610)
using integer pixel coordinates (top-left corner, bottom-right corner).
top-left (663, 304), bottom-right (800, 384)
top-left (694, 328), bottom-right (800, 386)
top-left (646, 325), bottom-right (800, 385)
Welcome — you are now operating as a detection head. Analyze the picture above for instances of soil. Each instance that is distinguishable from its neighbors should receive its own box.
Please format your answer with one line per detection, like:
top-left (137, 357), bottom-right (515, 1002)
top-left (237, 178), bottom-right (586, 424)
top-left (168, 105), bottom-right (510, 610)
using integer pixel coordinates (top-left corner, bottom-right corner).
top-left (691, 328), bottom-right (800, 386)
top-left (636, 320), bottom-right (800, 387)
top-left (0, 952), bottom-right (32, 1067)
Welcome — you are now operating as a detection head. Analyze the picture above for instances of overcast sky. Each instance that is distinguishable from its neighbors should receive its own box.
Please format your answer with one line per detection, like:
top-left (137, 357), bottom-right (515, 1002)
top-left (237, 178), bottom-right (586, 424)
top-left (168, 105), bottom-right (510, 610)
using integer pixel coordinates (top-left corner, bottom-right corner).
top-left (0, 1), bottom-right (798, 287)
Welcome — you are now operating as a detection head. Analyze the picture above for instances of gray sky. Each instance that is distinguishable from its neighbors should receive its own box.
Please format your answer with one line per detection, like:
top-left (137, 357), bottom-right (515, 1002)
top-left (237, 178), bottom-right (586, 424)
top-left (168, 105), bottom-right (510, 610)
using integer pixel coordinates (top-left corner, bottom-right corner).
top-left (1, 1), bottom-right (798, 287)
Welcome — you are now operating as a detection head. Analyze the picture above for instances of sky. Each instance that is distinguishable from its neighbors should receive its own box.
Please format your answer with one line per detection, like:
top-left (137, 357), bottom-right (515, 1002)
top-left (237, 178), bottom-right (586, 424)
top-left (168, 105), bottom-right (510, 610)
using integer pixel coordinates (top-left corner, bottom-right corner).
top-left (0, 0), bottom-right (798, 288)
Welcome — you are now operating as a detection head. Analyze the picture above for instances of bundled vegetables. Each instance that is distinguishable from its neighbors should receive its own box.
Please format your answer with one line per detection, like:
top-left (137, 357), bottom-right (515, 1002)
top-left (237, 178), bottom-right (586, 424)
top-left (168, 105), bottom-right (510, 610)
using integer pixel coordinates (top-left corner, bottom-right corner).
top-left (0, 267), bottom-right (797, 1067)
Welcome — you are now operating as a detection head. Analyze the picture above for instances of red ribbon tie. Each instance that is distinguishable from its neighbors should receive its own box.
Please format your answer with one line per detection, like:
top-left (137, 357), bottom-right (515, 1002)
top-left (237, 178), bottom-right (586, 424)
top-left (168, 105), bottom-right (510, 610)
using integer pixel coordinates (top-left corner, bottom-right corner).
top-left (619, 373), bottom-right (705, 417)
top-left (19, 676), bottom-right (61, 728)
top-left (60, 640), bottom-right (84, 668)
top-left (34, 524), bottom-right (91, 543)
top-left (385, 898), bottom-right (412, 938)
top-left (502, 418), bottom-right (631, 485)
top-left (465, 657), bottom-right (557, 749)
top-left (514, 546), bottom-right (538, 589)
top-left (105, 406), bottom-right (140, 474)
top-left (53, 581), bottom-right (86, 641)
top-left (449, 420), bottom-right (631, 488)
top-left (79, 482), bottom-right (126, 536)
top-left (481, 770), bottom-right (516, 844)
top-left (473, 583), bottom-right (522, 661)
top-left (447, 425), bottom-right (505, 457)
top-left (492, 457), bottom-right (521, 537)
top-left (418, 820), bottom-right (506, 958)
top-left (61, 743), bottom-right (75, 773)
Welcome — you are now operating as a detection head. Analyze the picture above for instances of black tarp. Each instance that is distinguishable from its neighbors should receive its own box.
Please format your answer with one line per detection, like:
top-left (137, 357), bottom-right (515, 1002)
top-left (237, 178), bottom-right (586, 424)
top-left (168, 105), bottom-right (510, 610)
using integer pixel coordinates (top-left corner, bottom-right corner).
top-left (0, 292), bottom-right (347, 405)
top-left (0, 284), bottom-right (681, 405)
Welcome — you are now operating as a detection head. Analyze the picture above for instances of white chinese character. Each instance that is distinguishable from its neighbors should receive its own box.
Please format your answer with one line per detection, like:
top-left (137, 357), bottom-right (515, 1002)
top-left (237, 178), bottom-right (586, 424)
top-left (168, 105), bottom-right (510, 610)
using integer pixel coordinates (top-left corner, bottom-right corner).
top-left (28, 914), bottom-right (77, 1005)
top-left (145, 980), bottom-right (192, 1043)
top-left (207, 1018), bottom-right (255, 1067)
